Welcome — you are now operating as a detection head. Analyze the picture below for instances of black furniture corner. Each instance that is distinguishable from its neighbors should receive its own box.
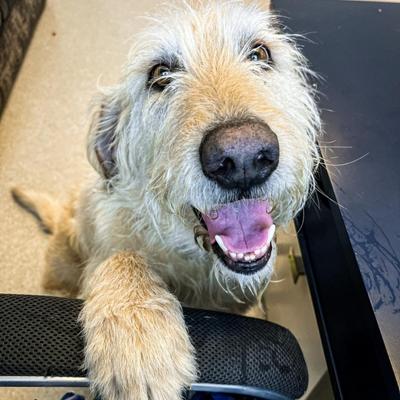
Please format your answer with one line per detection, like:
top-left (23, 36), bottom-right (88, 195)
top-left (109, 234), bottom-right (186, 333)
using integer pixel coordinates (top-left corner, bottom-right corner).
top-left (0, 294), bottom-right (308, 400)
top-left (274, 0), bottom-right (400, 399)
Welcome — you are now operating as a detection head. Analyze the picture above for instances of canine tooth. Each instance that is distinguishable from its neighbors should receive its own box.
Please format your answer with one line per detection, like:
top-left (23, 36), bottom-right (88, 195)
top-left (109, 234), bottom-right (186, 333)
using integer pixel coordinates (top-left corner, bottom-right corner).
top-left (215, 235), bottom-right (228, 253)
top-left (229, 252), bottom-right (237, 259)
top-left (255, 249), bottom-right (261, 256)
top-left (237, 253), bottom-right (244, 260)
top-left (267, 224), bottom-right (276, 245)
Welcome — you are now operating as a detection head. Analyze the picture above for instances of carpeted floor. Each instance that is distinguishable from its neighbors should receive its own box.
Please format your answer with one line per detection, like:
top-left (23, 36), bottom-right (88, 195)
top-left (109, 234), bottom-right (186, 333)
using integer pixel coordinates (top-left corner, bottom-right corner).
top-left (0, 0), bottom-right (160, 296)
top-left (0, 1), bottom-right (331, 399)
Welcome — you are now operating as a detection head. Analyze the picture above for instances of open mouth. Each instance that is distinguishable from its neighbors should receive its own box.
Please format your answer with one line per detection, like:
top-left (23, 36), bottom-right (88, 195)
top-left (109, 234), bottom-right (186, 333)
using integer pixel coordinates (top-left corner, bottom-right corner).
top-left (194, 199), bottom-right (275, 275)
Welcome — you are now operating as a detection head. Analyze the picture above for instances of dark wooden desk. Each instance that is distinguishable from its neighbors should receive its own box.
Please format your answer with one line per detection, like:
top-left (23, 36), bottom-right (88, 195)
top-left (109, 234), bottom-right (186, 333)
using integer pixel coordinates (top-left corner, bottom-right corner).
top-left (274, 1), bottom-right (400, 399)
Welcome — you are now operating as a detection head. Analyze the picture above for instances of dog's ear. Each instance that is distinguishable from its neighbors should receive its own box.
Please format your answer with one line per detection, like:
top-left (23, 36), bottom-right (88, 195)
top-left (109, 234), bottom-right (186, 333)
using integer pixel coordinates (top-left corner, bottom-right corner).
top-left (87, 96), bottom-right (122, 180)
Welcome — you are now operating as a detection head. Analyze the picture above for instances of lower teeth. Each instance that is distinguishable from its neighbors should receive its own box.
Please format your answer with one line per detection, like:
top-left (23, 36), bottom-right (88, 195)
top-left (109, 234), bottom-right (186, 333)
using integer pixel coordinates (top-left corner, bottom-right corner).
top-left (232, 246), bottom-right (269, 262)
top-left (214, 234), bottom-right (273, 263)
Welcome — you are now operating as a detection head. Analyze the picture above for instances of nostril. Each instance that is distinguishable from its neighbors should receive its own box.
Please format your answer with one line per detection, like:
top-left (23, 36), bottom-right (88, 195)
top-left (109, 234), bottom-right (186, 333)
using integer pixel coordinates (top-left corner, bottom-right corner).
top-left (254, 150), bottom-right (276, 169)
top-left (213, 157), bottom-right (235, 176)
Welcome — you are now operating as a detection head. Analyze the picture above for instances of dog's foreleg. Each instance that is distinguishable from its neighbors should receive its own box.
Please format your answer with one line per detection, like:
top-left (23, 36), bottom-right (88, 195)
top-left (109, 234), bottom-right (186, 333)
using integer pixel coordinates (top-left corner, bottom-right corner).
top-left (80, 251), bottom-right (196, 400)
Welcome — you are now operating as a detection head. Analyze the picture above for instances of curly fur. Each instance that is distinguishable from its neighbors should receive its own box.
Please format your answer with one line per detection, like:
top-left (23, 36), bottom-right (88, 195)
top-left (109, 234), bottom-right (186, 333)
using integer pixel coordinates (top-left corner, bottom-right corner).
top-left (12, 1), bottom-right (320, 399)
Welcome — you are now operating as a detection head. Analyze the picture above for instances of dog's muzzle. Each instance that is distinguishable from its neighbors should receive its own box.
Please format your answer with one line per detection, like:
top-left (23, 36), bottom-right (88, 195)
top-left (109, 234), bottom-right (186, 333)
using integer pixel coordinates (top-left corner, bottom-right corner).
top-left (195, 119), bottom-right (278, 274)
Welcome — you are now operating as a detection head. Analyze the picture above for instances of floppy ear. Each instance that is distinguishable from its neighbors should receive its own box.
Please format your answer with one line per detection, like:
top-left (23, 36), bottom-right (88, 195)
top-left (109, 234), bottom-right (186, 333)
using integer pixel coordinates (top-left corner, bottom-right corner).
top-left (87, 96), bottom-right (122, 180)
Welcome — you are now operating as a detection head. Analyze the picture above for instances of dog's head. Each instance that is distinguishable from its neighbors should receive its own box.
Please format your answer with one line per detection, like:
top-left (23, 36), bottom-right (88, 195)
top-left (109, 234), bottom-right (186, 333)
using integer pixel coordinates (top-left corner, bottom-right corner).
top-left (88, 1), bottom-right (320, 280)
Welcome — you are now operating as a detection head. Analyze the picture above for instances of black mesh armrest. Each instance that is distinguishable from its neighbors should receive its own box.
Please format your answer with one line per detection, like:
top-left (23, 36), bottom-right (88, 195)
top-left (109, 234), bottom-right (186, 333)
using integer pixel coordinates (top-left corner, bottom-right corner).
top-left (0, 294), bottom-right (307, 399)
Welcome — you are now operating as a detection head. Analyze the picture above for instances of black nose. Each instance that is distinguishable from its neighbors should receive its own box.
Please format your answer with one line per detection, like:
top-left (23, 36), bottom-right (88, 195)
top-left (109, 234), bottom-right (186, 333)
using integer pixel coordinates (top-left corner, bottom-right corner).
top-left (200, 120), bottom-right (279, 190)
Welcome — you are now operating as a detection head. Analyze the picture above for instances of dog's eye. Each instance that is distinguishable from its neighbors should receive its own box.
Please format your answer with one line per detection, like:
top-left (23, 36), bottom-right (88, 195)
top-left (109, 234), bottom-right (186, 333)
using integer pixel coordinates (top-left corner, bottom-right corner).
top-left (149, 64), bottom-right (173, 89)
top-left (247, 44), bottom-right (271, 65)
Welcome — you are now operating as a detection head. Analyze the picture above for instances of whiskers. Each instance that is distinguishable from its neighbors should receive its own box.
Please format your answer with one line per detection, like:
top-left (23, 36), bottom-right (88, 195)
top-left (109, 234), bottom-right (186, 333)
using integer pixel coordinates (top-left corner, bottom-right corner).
top-left (309, 140), bottom-right (370, 212)
top-left (317, 140), bottom-right (369, 168)
top-left (320, 152), bottom-right (369, 168)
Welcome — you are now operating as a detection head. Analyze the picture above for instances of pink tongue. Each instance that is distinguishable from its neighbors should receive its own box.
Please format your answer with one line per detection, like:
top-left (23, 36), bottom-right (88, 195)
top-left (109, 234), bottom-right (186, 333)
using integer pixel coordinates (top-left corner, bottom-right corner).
top-left (202, 199), bottom-right (273, 253)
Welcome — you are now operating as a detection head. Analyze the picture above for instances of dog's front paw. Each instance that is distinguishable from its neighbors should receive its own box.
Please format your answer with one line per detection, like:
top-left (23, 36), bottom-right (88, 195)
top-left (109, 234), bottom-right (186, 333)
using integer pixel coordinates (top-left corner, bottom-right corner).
top-left (80, 253), bottom-right (196, 400)
top-left (84, 306), bottom-right (195, 400)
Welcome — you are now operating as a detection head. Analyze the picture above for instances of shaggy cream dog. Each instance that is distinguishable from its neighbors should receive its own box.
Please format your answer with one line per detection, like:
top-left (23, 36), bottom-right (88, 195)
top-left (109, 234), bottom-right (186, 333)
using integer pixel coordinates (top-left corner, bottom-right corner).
top-left (12, 1), bottom-right (320, 399)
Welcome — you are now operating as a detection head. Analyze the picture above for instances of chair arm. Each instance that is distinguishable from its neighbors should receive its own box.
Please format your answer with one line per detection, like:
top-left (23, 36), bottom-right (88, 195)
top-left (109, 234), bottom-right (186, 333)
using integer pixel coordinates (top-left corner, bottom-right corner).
top-left (0, 294), bottom-right (307, 399)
